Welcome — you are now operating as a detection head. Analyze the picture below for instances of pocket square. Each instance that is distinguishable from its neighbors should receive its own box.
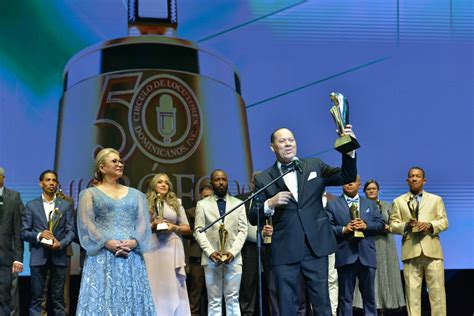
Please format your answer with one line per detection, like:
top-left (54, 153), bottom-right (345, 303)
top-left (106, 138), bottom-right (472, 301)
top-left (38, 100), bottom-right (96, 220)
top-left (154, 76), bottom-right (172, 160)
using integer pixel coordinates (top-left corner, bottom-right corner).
top-left (365, 208), bottom-right (370, 213)
top-left (307, 171), bottom-right (317, 181)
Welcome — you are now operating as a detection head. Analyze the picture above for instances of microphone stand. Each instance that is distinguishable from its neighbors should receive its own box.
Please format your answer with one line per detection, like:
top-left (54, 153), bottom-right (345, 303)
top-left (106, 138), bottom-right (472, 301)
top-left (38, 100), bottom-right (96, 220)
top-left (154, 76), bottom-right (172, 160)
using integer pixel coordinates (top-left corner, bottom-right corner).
top-left (199, 162), bottom-right (299, 316)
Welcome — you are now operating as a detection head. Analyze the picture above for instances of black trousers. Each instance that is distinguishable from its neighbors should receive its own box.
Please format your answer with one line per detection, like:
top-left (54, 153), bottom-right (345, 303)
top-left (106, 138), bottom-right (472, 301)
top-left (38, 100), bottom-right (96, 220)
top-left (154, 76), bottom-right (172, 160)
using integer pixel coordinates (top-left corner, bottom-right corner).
top-left (30, 263), bottom-right (67, 316)
top-left (240, 241), bottom-right (259, 315)
top-left (272, 240), bottom-right (331, 316)
top-left (0, 265), bottom-right (13, 316)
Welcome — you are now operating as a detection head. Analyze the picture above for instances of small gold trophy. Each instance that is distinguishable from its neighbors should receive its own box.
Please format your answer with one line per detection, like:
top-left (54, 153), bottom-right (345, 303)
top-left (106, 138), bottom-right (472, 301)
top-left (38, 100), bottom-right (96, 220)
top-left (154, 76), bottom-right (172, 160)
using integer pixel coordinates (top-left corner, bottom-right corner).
top-left (155, 193), bottom-right (169, 231)
top-left (218, 223), bottom-right (229, 262)
top-left (407, 195), bottom-right (420, 233)
top-left (263, 218), bottom-right (272, 244)
top-left (349, 203), bottom-right (365, 238)
top-left (329, 92), bottom-right (360, 154)
top-left (41, 207), bottom-right (63, 245)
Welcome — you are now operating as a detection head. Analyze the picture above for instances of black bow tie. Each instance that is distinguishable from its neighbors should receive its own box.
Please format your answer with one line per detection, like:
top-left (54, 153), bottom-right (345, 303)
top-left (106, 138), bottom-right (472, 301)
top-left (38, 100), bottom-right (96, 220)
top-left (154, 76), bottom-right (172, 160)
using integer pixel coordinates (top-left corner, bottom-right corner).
top-left (281, 163), bottom-right (292, 172)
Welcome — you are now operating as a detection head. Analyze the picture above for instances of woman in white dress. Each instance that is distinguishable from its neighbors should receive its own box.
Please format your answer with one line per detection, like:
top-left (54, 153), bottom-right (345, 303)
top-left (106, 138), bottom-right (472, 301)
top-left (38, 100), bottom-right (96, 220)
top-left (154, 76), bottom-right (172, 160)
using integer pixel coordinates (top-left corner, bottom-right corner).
top-left (144, 173), bottom-right (192, 315)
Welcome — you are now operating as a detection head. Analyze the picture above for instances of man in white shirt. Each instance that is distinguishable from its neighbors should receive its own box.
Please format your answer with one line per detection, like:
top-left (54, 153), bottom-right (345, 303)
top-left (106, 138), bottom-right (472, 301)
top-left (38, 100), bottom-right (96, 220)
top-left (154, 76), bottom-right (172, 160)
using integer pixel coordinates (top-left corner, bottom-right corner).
top-left (21, 170), bottom-right (75, 316)
top-left (194, 169), bottom-right (248, 316)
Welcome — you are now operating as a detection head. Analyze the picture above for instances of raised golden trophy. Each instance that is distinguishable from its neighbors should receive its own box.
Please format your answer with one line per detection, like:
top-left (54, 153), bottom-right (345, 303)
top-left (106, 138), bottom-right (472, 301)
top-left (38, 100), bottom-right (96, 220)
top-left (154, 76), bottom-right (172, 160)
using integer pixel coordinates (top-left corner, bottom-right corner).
top-left (349, 203), bottom-right (365, 238)
top-left (407, 195), bottom-right (420, 232)
top-left (329, 92), bottom-right (360, 154)
top-left (40, 207), bottom-right (63, 245)
top-left (218, 223), bottom-right (229, 262)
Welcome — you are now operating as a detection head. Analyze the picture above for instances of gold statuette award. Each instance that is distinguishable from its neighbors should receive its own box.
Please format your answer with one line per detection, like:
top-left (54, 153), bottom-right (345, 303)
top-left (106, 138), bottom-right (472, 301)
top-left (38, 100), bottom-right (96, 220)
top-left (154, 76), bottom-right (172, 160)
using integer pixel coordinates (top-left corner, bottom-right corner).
top-left (41, 207), bottom-right (62, 245)
top-left (407, 195), bottom-right (420, 233)
top-left (218, 223), bottom-right (229, 262)
top-left (329, 92), bottom-right (360, 153)
top-left (349, 203), bottom-right (365, 238)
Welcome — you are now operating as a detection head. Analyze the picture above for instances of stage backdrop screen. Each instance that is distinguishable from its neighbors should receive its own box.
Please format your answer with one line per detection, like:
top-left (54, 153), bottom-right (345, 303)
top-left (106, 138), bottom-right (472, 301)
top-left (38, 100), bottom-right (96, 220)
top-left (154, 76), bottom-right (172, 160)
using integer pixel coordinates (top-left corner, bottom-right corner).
top-left (0, 0), bottom-right (472, 275)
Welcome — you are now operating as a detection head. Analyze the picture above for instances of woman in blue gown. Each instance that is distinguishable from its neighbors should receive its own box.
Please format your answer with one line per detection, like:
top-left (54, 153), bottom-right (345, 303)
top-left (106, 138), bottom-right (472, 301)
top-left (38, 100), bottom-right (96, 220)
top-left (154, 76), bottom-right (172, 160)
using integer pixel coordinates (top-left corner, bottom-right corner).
top-left (76, 148), bottom-right (156, 315)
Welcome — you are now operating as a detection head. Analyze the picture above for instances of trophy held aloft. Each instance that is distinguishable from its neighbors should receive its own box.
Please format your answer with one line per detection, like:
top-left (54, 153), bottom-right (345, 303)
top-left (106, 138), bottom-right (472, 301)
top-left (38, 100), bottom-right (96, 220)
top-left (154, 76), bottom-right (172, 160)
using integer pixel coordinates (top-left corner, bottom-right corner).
top-left (329, 92), bottom-right (360, 154)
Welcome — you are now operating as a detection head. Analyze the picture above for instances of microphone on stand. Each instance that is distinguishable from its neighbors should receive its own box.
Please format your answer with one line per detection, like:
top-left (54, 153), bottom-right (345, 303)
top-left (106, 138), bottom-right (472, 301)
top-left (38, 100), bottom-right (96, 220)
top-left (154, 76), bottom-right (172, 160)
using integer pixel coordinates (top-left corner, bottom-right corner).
top-left (291, 157), bottom-right (303, 174)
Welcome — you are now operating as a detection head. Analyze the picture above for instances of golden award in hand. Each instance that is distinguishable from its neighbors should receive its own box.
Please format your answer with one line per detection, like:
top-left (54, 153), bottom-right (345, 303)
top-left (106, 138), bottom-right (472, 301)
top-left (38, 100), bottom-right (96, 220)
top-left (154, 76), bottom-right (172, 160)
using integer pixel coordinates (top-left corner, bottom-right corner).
top-left (218, 223), bottom-right (229, 262)
top-left (407, 195), bottom-right (420, 233)
top-left (349, 203), bottom-right (365, 238)
top-left (329, 92), bottom-right (360, 153)
top-left (41, 207), bottom-right (62, 245)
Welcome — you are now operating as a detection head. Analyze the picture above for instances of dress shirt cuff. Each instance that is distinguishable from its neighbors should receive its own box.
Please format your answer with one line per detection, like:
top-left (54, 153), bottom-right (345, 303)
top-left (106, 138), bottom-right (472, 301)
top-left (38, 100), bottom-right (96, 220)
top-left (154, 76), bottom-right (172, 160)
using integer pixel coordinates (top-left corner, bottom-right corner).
top-left (264, 200), bottom-right (275, 216)
top-left (36, 232), bottom-right (42, 242)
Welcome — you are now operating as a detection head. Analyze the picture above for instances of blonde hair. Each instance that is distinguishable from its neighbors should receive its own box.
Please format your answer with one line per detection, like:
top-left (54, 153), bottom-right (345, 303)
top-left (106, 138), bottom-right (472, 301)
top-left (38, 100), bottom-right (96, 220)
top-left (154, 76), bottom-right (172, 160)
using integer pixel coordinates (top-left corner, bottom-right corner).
top-left (93, 148), bottom-right (120, 183)
top-left (146, 173), bottom-right (180, 217)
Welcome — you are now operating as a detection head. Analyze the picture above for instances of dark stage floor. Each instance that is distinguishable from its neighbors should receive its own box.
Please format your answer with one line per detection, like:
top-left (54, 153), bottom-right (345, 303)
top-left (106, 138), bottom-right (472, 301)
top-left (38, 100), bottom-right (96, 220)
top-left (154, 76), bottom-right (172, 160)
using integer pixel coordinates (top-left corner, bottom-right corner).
top-left (17, 270), bottom-right (473, 315)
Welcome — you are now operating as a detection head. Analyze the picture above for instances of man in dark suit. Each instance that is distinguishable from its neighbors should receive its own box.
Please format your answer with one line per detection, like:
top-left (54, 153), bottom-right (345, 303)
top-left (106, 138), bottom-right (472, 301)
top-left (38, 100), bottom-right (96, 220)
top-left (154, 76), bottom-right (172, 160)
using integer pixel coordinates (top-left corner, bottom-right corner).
top-left (186, 184), bottom-right (213, 316)
top-left (21, 170), bottom-right (75, 316)
top-left (325, 176), bottom-right (384, 316)
top-left (249, 127), bottom-right (357, 316)
top-left (0, 167), bottom-right (24, 316)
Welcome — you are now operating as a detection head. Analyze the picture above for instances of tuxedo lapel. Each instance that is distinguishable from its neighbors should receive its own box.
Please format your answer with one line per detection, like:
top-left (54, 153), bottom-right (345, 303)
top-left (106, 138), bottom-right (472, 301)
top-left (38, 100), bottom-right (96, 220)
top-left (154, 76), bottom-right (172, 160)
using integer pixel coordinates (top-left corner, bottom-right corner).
top-left (269, 164), bottom-right (288, 193)
top-left (297, 160), bottom-right (306, 203)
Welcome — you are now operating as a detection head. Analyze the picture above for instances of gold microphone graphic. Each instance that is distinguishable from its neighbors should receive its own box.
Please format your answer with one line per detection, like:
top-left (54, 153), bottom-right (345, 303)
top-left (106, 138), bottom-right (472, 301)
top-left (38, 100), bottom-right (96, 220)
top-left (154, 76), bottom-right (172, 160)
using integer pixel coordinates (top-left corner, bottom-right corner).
top-left (55, 0), bottom-right (252, 208)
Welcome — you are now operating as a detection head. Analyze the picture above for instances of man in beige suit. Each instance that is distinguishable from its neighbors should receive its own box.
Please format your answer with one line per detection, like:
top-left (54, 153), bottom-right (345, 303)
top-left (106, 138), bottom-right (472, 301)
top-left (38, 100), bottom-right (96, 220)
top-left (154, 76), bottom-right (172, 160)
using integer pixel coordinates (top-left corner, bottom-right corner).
top-left (194, 169), bottom-right (248, 316)
top-left (390, 167), bottom-right (448, 316)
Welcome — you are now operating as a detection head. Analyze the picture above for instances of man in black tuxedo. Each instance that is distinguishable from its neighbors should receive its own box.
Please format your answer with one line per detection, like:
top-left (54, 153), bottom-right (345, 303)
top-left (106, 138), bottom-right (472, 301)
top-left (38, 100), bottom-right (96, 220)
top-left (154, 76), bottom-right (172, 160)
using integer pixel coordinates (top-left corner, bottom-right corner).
top-left (185, 184), bottom-right (213, 316)
top-left (249, 127), bottom-right (357, 316)
top-left (0, 167), bottom-right (24, 316)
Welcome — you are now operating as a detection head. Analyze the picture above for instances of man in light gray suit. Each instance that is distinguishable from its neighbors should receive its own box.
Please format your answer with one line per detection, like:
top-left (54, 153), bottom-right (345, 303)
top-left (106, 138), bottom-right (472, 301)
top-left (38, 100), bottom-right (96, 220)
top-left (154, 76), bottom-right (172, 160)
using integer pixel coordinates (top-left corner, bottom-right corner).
top-left (0, 167), bottom-right (24, 316)
top-left (194, 169), bottom-right (248, 316)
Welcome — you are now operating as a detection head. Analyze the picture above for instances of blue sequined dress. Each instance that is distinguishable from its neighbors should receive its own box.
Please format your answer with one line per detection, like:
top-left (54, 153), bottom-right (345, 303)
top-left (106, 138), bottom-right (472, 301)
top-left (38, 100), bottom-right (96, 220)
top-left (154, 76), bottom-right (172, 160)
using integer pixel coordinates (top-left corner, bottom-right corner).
top-left (76, 187), bottom-right (156, 315)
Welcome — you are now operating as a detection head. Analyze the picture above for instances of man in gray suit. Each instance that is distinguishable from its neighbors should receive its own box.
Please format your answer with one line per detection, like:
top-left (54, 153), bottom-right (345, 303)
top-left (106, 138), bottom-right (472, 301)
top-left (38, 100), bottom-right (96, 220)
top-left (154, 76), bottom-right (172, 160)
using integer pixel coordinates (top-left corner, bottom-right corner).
top-left (194, 169), bottom-right (248, 316)
top-left (0, 167), bottom-right (24, 316)
top-left (21, 170), bottom-right (75, 316)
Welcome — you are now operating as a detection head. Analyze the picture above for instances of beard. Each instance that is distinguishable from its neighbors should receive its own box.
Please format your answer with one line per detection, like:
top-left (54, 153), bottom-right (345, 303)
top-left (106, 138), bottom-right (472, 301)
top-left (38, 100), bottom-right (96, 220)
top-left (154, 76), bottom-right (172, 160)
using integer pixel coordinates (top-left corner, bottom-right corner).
top-left (213, 186), bottom-right (228, 198)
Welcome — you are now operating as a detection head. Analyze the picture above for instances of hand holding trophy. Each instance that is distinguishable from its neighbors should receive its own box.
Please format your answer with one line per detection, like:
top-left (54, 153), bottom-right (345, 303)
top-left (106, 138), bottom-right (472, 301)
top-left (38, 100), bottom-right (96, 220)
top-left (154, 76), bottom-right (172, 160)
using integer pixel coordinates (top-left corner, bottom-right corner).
top-left (154, 193), bottom-right (169, 232)
top-left (263, 218), bottom-right (273, 244)
top-left (349, 204), bottom-right (365, 238)
top-left (40, 207), bottom-right (63, 246)
top-left (218, 223), bottom-right (229, 262)
top-left (329, 92), bottom-right (360, 153)
top-left (407, 195), bottom-right (421, 233)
